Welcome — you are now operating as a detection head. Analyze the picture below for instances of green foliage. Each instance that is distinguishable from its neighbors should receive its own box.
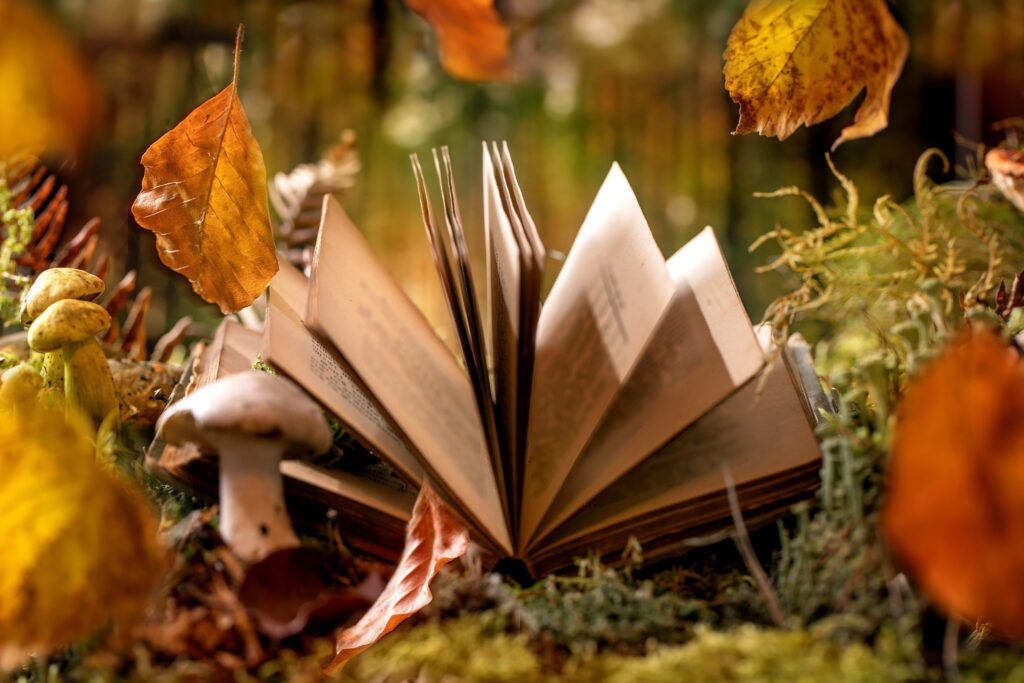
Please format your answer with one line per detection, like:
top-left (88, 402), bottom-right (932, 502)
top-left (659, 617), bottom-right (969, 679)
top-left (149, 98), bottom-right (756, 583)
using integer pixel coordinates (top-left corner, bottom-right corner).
top-left (747, 147), bottom-right (1024, 677)
top-left (0, 352), bottom-right (20, 371)
top-left (251, 354), bottom-right (276, 374)
top-left (753, 150), bottom-right (1023, 358)
top-left (0, 177), bottom-right (33, 326)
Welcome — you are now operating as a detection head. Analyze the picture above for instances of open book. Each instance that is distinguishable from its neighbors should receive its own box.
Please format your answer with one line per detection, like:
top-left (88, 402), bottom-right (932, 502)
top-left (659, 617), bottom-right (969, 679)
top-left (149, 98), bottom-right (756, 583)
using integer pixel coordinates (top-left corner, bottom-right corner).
top-left (150, 144), bottom-right (826, 575)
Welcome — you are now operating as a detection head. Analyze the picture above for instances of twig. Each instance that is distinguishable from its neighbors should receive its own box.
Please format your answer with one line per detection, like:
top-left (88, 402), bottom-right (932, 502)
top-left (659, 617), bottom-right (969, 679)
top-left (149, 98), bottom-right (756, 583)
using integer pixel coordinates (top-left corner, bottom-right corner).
top-left (944, 616), bottom-right (961, 682)
top-left (722, 465), bottom-right (788, 629)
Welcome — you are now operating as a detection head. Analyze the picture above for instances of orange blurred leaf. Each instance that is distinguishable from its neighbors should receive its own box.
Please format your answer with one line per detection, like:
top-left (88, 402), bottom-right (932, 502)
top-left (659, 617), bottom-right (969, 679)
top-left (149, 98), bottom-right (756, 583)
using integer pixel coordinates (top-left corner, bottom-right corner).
top-left (723, 0), bottom-right (908, 149)
top-left (0, 0), bottom-right (99, 161)
top-left (404, 0), bottom-right (510, 81)
top-left (131, 27), bottom-right (278, 314)
top-left (884, 330), bottom-right (1024, 637)
top-left (324, 483), bottom-right (470, 673)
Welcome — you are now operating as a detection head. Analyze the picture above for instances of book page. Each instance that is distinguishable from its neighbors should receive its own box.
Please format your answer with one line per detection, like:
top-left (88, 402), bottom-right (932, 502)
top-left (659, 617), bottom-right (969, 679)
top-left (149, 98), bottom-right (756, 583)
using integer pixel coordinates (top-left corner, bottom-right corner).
top-left (412, 154), bottom-right (478, 380)
top-left (519, 163), bottom-right (675, 545)
top-left (530, 227), bottom-right (763, 543)
top-left (533, 346), bottom-right (821, 550)
top-left (263, 259), bottom-right (425, 485)
top-left (415, 149), bottom-right (507, 515)
top-left (194, 316), bottom-right (261, 387)
top-left (667, 227), bottom-right (764, 385)
top-left (280, 461), bottom-right (414, 524)
top-left (306, 195), bottom-right (511, 554)
top-left (484, 144), bottom-right (524, 525)
top-left (497, 143), bottom-right (544, 506)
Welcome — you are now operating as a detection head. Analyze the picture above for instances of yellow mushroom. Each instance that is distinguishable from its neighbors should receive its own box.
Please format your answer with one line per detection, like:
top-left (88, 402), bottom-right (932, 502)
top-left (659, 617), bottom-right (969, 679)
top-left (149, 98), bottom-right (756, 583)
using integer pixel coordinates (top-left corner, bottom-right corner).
top-left (20, 268), bottom-right (106, 390)
top-left (27, 299), bottom-right (118, 426)
top-left (0, 363), bottom-right (43, 416)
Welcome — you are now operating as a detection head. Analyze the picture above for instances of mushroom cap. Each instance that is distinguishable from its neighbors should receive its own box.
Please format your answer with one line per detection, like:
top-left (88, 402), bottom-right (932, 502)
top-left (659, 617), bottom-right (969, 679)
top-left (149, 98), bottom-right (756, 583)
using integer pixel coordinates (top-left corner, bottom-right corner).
top-left (0, 363), bottom-right (43, 404)
top-left (20, 268), bottom-right (105, 325)
top-left (27, 299), bottom-right (111, 352)
top-left (156, 372), bottom-right (332, 459)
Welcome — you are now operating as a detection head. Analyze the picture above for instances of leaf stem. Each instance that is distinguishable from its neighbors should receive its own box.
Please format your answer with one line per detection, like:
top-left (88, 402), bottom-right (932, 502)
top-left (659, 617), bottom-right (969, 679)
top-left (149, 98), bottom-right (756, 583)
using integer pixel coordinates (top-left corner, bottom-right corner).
top-left (232, 24), bottom-right (244, 86)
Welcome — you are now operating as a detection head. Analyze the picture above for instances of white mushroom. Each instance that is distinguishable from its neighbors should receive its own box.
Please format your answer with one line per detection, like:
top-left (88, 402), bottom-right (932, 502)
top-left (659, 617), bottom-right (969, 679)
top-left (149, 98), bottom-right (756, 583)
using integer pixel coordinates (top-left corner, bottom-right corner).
top-left (155, 372), bottom-right (332, 563)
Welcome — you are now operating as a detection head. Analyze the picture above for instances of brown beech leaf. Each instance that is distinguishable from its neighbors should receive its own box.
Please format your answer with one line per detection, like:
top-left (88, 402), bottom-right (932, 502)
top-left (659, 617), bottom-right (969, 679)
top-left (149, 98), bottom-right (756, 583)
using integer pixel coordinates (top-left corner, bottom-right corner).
top-left (237, 547), bottom-right (383, 641)
top-left (884, 330), bottom-right (1024, 637)
top-left (404, 0), bottom-right (510, 81)
top-left (131, 27), bottom-right (278, 314)
top-left (723, 0), bottom-right (909, 149)
top-left (324, 483), bottom-right (470, 673)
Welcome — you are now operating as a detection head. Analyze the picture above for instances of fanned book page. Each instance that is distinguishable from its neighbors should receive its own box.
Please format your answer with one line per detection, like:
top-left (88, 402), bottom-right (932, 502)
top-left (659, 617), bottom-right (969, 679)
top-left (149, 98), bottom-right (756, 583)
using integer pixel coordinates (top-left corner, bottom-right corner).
top-left (306, 196), bottom-right (512, 555)
top-left (519, 163), bottom-right (676, 546)
top-left (262, 255), bottom-right (425, 486)
top-left (530, 227), bottom-right (764, 544)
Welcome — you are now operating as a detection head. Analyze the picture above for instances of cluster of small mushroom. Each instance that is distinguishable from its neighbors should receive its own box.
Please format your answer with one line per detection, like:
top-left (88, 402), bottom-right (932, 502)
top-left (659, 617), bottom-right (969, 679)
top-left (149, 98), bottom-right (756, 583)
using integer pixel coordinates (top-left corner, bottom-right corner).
top-left (13, 268), bottom-right (118, 425)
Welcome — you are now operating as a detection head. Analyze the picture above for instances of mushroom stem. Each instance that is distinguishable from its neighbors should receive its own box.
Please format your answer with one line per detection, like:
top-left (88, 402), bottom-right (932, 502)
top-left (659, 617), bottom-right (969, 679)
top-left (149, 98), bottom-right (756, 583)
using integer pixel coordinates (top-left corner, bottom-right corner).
top-left (40, 348), bottom-right (64, 389)
top-left (216, 435), bottom-right (300, 563)
top-left (63, 339), bottom-right (118, 425)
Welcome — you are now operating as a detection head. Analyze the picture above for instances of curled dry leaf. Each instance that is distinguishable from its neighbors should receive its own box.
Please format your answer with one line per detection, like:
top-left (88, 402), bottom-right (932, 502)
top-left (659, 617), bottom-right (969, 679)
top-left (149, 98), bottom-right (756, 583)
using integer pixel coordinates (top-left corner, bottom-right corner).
top-left (884, 330), bottom-right (1024, 637)
top-left (131, 27), bottom-right (278, 314)
top-left (0, 401), bottom-right (165, 668)
top-left (986, 148), bottom-right (1024, 213)
top-left (404, 0), bottom-right (510, 81)
top-left (151, 315), bottom-right (193, 363)
top-left (324, 483), bottom-right (470, 673)
top-left (237, 547), bottom-right (383, 641)
top-left (723, 0), bottom-right (909, 149)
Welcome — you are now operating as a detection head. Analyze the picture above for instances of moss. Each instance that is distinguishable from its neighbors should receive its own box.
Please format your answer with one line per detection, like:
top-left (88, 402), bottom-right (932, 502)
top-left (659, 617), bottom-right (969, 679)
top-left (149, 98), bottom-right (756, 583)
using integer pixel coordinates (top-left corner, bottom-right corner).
top-left (574, 625), bottom-right (915, 683)
top-left (343, 616), bottom-right (543, 683)
top-left (960, 643), bottom-right (1024, 683)
top-left (0, 176), bottom-right (33, 326)
top-left (342, 619), bottom-right (918, 683)
top-left (516, 568), bottom-right (708, 656)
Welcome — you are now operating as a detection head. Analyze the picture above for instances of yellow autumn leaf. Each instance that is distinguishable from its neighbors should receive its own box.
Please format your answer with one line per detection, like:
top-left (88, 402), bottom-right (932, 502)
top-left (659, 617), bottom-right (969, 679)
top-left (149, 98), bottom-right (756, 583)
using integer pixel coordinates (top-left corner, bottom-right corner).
top-left (0, 0), bottom-right (99, 161)
top-left (0, 401), bottom-right (165, 668)
top-left (404, 0), bottom-right (510, 81)
top-left (131, 27), bottom-right (278, 314)
top-left (723, 0), bottom-right (909, 149)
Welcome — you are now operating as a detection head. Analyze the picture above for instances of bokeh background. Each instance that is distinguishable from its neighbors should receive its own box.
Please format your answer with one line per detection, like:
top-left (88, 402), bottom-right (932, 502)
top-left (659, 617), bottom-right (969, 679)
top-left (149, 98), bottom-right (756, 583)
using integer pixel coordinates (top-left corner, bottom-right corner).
top-left (19, 0), bottom-right (1024, 345)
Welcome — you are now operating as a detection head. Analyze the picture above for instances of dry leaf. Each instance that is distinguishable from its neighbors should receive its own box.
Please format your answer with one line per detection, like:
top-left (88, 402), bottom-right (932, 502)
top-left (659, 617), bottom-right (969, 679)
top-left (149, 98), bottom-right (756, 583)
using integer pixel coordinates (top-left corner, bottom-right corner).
top-left (324, 484), bottom-right (470, 673)
top-left (238, 547), bottom-right (383, 640)
top-left (0, 401), bottom-right (165, 667)
top-left (0, 0), bottom-right (98, 160)
top-left (405, 0), bottom-right (510, 81)
top-left (884, 330), bottom-right (1024, 637)
top-left (131, 27), bottom-right (278, 314)
top-left (723, 0), bottom-right (909, 149)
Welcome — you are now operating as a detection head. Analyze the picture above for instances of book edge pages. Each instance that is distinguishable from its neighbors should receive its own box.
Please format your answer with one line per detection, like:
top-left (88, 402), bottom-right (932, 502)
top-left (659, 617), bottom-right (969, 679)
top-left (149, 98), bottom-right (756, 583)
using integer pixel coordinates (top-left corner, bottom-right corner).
top-left (528, 339), bottom-right (825, 561)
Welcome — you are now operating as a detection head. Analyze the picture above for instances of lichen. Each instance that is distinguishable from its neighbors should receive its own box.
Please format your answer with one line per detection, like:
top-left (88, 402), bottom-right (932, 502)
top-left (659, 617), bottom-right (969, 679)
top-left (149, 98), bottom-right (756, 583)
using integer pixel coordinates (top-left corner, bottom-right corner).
top-left (0, 176), bottom-right (34, 326)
